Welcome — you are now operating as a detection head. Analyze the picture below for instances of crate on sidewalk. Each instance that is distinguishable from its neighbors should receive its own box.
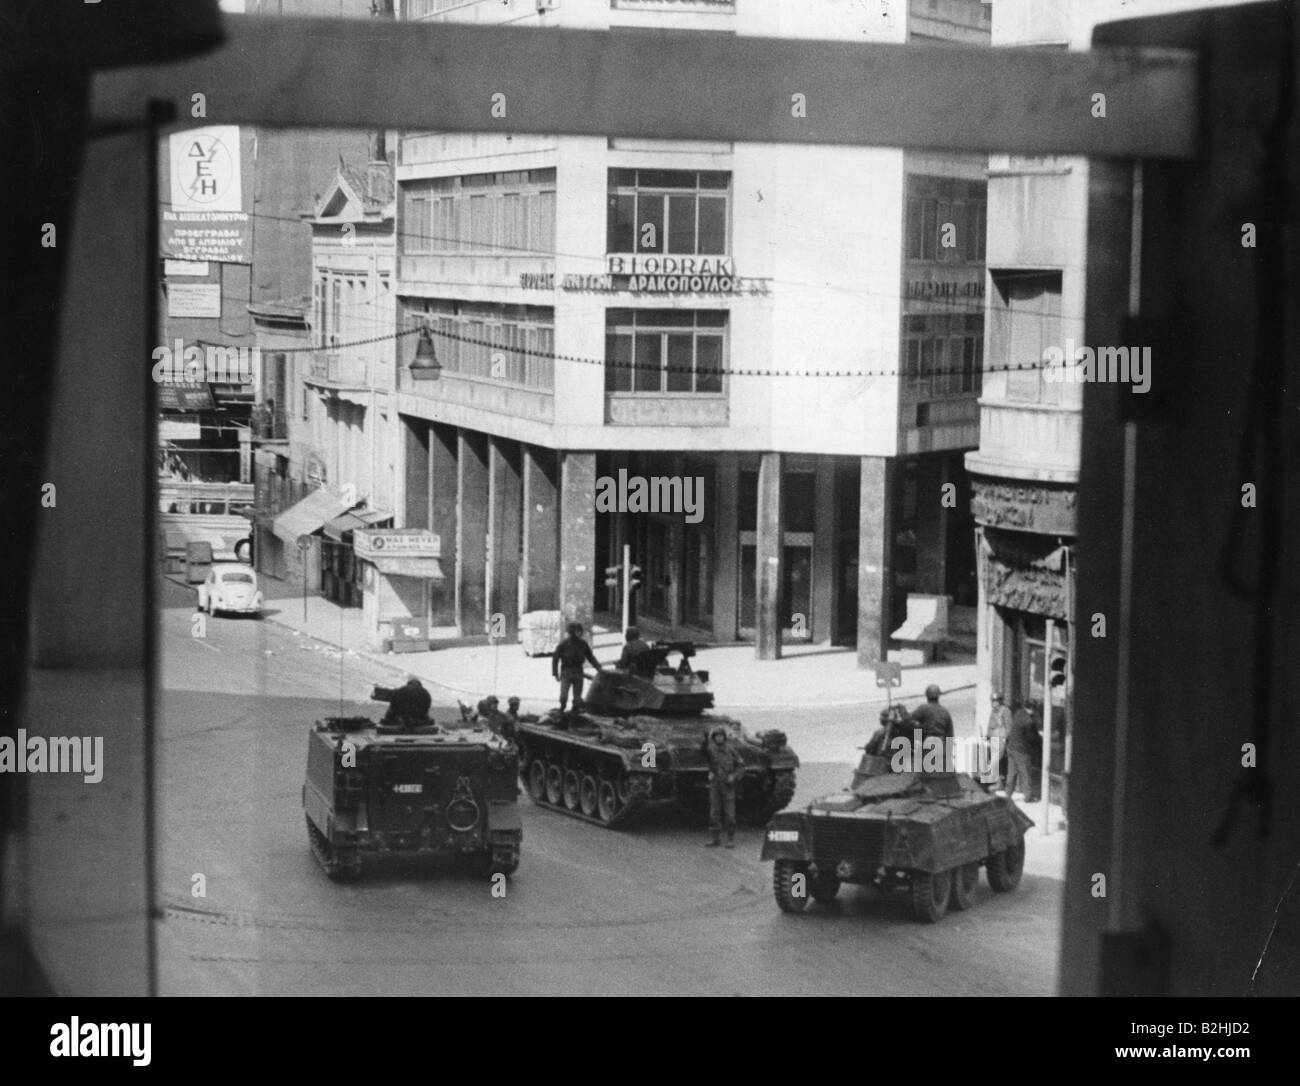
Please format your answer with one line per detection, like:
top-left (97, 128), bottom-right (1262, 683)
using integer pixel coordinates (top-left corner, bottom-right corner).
top-left (519, 610), bottom-right (563, 657)
top-left (388, 616), bottom-right (430, 653)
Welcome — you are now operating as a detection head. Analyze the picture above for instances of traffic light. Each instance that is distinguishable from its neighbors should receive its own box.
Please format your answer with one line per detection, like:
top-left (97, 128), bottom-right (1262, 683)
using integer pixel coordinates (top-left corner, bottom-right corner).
top-left (604, 565), bottom-right (621, 588)
top-left (1049, 653), bottom-right (1067, 688)
top-left (629, 565), bottom-right (643, 591)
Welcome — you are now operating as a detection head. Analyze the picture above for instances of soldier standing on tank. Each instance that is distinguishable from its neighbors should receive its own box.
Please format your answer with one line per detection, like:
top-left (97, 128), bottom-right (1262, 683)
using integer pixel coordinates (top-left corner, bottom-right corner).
top-left (704, 725), bottom-right (743, 848)
top-left (552, 622), bottom-right (602, 713)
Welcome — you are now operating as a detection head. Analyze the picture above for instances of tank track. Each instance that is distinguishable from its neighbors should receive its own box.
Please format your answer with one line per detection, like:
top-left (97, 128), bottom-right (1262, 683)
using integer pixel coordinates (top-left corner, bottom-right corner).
top-left (741, 768), bottom-right (798, 825)
top-left (306, 815), bottom-right (361, 881)
top-left (521, 754), bottom-right (653, 829)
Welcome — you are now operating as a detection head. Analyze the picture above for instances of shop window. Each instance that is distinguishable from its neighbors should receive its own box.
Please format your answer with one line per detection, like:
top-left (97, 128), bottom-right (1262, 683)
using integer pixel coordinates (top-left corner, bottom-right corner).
top-left (604, 309), bottom-right (727, 395)
top-left (607, 169), bottom-right (730, 255)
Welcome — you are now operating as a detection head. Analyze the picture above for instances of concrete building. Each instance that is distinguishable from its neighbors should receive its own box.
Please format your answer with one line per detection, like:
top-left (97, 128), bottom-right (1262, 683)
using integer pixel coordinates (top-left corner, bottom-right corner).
top-left (392, 0), bottom-right (990, 663)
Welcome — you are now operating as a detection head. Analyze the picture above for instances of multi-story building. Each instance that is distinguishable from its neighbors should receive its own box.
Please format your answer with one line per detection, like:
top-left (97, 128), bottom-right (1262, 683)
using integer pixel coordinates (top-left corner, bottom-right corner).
top-left (390, 0), bottom-right (990, 663)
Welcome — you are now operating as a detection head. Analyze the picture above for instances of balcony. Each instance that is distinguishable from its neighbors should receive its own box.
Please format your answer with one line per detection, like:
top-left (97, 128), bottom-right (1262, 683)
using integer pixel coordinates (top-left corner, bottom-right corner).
top-left (305, 351), bottom-right (371, 389)
top-left (248, 406), bottom-right (287, 443)
top-left (965, 399), bottom-right (1081, 484)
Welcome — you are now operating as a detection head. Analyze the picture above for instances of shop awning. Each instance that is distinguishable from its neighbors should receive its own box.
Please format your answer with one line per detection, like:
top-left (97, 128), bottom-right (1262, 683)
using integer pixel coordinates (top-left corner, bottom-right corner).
top-left (370, 556), bottom-right (444, 580)
top-left (272, 488), bottom-right (355, 546)
top-left (322, 508), bottom-right (393, 542)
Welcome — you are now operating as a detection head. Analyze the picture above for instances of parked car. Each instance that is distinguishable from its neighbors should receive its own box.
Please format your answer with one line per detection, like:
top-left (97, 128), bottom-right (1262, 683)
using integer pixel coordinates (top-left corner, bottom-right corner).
top-left (196, 563), bottom-right (263, 617)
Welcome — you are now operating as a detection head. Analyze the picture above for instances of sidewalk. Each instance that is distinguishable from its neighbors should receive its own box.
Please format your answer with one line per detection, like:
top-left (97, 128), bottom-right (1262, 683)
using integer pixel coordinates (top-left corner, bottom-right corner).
top-left (254, 582), bottom-right (976, 713)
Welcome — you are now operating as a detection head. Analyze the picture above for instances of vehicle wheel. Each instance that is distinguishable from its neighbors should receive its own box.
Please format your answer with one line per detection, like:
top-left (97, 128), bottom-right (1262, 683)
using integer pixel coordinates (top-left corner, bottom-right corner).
top-left (596, 779), bottom-right (618, 824)
top-left (951, 862), bottom-right (980, 910)
top-left (578, 774), bottom-right (599, 817)
top-left (773, 858), bottom-right (811, 914)
top-left (527, 760), bottom-right (548, 803)
top-left (986, 839), bottom-right (1026, 892)
top-left (910, 869), bottom-right (952, 923)
top-left (562, 769), bottom-right (581, 811)
top-left (491, 843), bottom-right (520, 877)
top-left (544, 764), bottom-right (563, 806)
top-left (810, 872), bottom-right (841, 903)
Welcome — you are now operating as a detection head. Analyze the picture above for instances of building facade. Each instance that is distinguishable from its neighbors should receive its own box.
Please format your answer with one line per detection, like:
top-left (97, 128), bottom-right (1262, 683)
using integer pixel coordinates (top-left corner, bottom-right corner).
top-left (390, 0), bottom-right (989, 662)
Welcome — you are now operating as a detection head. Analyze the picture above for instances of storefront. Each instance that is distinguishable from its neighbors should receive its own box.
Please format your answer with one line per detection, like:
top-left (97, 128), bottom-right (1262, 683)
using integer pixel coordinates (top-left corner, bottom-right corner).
top-left (354, 528), bottom-right (444, 651)
top-left (320, 508), bottom-right (393, 607)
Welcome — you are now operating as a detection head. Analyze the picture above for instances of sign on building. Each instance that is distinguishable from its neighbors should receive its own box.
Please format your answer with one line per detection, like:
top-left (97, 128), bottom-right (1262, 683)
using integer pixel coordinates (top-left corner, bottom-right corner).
top-left (162, 126), bottom-right (250, 264)
top-left (353, 529), bottom-right (441, 560)
top-left (166, 282), bottom-right (222, 318)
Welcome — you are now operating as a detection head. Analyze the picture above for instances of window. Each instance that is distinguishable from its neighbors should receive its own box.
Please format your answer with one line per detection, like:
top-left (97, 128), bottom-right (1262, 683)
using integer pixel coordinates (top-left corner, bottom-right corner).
top-left (906, 176), bottom-right (986, 264)
top-left (607, 170), bottom-right (730, 255)
top-left (400, 169), bottom-right (556, 255)
top-left (402, 301), bottom-right (555, 390)
top-left (990, 271), bottom-right (1062, 403)
top-left (604, 309), bottom-right (727, 395)
top-left (903, 312), bottom-right (984, 400)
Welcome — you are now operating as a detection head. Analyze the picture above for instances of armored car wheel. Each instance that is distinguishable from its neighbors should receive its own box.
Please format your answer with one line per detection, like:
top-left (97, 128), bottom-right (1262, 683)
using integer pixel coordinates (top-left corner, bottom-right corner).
top-left (910, 869), bottom-right (952, 923)
top-left (596, 779), bottom-right (618, 823)
top-left (545, 764), bottom-right (564, 806)
top-left (809, 872), bottom-right (841, 903)
top-left (951, 862), bottom-right (980, 911)
top-left (562, 769), bottom-right (581, 810)
top-left (527, 759), bottom-right (548, 803)
top-left (773, 859), bottom-right (811, 914)
top-left (579, 774), bottom-right (599, 817)
top-left (986, 839), bottom-right (1026, 892)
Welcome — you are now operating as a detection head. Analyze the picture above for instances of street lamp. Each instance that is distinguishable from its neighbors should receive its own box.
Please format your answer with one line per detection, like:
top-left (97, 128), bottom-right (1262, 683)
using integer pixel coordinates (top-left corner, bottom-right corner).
top-left (409, 325), bottom-right (442, 380)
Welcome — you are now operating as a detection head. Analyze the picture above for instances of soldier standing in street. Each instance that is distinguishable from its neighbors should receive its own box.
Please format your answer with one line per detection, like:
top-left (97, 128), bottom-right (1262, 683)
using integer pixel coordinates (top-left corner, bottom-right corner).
top-left (551, 622), bottom-right (602, 713)
top-left (704, 725), bottom-right (743, 848)
top-left (985, 691), bottom-right (1014, 787)
top-left (1005, 700), bottom-right (1041, 803)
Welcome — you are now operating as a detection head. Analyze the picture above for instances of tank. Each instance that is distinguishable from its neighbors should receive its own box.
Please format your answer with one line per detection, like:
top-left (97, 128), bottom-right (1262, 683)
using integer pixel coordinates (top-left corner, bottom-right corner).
top-left (761, 706), bottom-right (1032, 922)
top-left (302, 701), bottom-right (522, 881)
top-left (515, 641), bottom-right (798, 828)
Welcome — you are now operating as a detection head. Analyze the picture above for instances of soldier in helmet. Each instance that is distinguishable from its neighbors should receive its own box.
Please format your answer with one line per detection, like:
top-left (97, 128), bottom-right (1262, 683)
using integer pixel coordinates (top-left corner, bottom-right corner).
top-left (372, 677), bottom-right (432, 730)
top-left (704, 725), bottom-right (744, 849)
top-left (551, 622), bottom-right (602, 713)
top-left (908, 684), bottom-right (954, 743)
top-left (617, 625), bottom-right (653, 676)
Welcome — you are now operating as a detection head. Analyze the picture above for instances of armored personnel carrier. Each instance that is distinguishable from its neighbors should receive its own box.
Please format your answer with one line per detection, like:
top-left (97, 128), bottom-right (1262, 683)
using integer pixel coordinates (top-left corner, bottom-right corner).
top-left (761, 710), bottom-right (1031, 921)
top-left (303, 695), bottom-right (522, 881)
top-left (515, 641), bottom-right (798, 829)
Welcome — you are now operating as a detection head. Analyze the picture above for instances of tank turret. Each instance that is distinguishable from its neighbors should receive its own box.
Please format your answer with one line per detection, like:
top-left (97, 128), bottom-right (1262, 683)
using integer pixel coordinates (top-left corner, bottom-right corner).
top-left (583, 641), bottom-right (714, 716)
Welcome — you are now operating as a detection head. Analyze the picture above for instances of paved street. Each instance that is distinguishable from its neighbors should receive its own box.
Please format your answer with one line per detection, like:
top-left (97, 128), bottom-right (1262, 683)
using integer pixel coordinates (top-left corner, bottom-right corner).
top-left (158, 576), bottom-right (1061, 996)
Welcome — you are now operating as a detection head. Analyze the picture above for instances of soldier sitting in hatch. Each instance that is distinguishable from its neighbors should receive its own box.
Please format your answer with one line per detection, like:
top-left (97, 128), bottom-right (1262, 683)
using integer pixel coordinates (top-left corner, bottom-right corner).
top-left (372, 677), bottom-right (432, 730)
top-left (617, 626), bottom-right (653, 675)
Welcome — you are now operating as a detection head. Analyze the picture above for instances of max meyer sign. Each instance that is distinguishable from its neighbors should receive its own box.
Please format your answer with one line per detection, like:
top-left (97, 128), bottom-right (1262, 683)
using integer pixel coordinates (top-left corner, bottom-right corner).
top-left (353, 529), bottom-right (440, 561)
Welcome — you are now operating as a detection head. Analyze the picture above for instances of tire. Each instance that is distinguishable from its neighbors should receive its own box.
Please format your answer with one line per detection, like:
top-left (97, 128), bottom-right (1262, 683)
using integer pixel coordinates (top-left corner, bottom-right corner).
top-left (951, 862), bottom-right (980, 911)
top-left (809, 872), bottom-right (841, 903)
top-left (544, 764), bottom-right (563, 806)
top-left (596, 779), bottom-right (618, 823)
top-left (910, 869), bottom-right (952, 923)
top-left (578, 774), bottom-right (599, 817)
top-left (773, 858), bottom-right (811, 914)
top-left (471, 844), bottom-right (519, 879)
top-left (987, 839), bottom-right (1026, 892)
top-left (562, 769), bottom-right (581, 811)
top-left (527, 760), bottom-right (548, 803)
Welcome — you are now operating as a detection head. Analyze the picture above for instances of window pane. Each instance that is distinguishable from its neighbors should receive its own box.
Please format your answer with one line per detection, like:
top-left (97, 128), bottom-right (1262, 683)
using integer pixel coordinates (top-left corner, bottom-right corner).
top-left (636, 194), bottom-right (664, 253)
top-left (696, 310), bottom-right (728, 327)
top-left (906, 198), bottom-right (923, 260)
top-left (921, 200), bottom-right (936, 261)
top-left (605, 334), bottom-right (631, 392)
top-left (668, 194), bottom-right (696, 254)
top-left (606, 308), bottom-right (634, 327)
top-left (695, 335), bottom-right (723, 393)
top-left (638, 169), bottom-right (694, 189)
top-left (635, 309), bottom-right (681, 328)
top-left (608, 193), bottom-right (635, 253)
top-left (698, 172), bottom-right (731, 190)
top-left (634, 334), bottom-right (662, 392)
top-left (666, 333), bottom-right (693, 392)
top-left (609, 168), bottom-right (636, 187)
top-left (698, 196), bottom-right (726, 254)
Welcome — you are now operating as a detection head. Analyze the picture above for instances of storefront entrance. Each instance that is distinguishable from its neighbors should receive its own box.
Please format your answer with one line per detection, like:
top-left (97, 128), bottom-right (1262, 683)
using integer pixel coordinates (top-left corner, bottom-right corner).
top-left (738, 533), bottom-right (813, 641)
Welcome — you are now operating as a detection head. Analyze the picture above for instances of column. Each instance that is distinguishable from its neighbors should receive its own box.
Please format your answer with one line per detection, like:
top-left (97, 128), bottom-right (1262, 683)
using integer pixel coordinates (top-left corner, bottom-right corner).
top-left (812, 457), bottom-right (836, 643)
top-left (915, 453), bottom-right (950, 593)
top-left (488, 437), bottom-right (522, 640)
top-left (755, 451), bottom-right (784, 660)
top-left (522, 444), bottom-right (559, 612)
top-left (711, 453), bottom-right (739, 641)
top-left (857, 455), bottom-right (894, 668)
top-left (429, 422), bottom-right (458, 625)
top-left (455, 429), bottom-right (488, 635)
top-left (558, 451), bottom-right (596, 630)
top-left (402, 416), bottom-right (429, 529)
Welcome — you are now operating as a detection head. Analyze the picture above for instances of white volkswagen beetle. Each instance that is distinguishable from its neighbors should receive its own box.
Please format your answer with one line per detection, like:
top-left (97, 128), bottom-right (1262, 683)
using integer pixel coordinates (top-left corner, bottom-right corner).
top-left (197, 563), bottom-right (263, 617)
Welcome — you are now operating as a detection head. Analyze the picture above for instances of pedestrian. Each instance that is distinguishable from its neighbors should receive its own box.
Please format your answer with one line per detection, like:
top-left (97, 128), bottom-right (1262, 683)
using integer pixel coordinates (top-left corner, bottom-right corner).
top-left (985, 691), bottom-right (1013, 787)
top-left (551, 622), bottom-right (601, 713)
top-left (617, 625), bottom-right (652, 674)
top-left (908, 684), bottom-right (954, 742)
top-left (703, 725), bottom-right (744, 848)
top-left (1005, 699), bottom-right (1041, 802)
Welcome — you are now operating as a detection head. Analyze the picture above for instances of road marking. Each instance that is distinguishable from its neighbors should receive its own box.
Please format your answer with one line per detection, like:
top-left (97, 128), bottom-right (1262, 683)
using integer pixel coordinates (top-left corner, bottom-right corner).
top-left (192, 635), bottom-right (221, 653)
